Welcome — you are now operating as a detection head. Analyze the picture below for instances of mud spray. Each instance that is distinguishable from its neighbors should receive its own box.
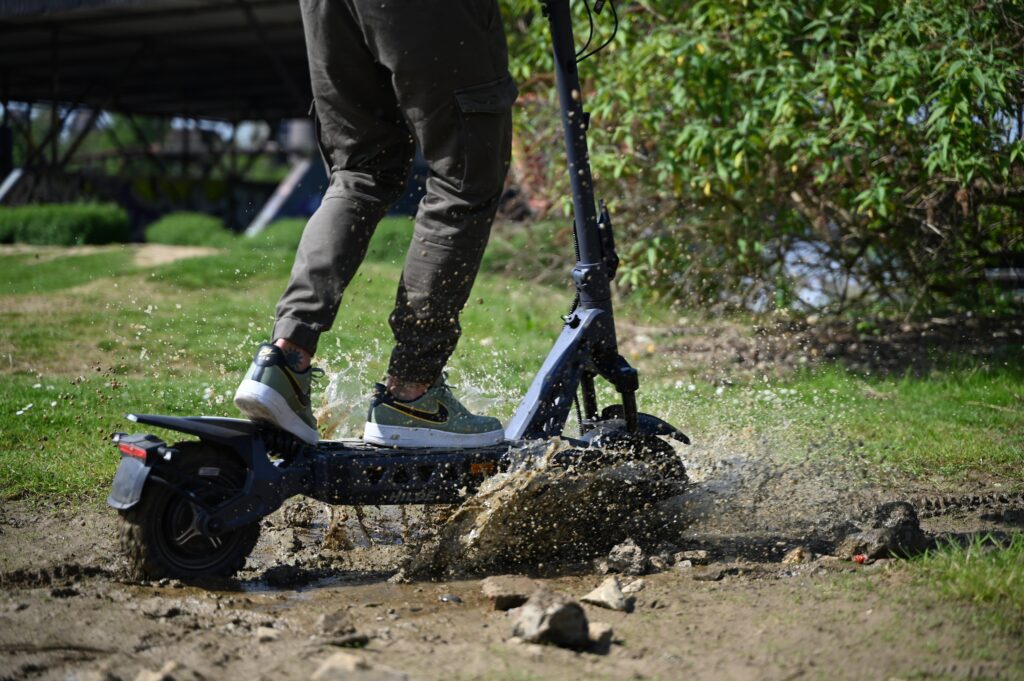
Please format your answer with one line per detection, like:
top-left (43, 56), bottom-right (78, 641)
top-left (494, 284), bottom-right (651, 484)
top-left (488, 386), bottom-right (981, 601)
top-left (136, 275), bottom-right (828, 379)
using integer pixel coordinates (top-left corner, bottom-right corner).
top-left (268, 353), bottom-right (1018, 582)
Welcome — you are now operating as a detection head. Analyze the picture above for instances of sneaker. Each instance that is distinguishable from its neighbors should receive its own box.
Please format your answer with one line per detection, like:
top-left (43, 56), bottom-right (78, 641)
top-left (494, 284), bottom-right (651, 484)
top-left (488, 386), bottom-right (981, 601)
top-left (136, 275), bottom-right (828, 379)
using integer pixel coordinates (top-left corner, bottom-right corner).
top-left (234, 343), bottom-right (323, 444)
top-left (363, 377), bottom-right (505, 448)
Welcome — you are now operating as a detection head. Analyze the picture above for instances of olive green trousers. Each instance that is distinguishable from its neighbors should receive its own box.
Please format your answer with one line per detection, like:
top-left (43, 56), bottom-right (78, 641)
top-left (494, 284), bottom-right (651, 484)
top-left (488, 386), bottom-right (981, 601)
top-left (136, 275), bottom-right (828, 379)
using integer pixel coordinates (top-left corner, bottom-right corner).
top-left (274, 0), bottom-right (517, 383)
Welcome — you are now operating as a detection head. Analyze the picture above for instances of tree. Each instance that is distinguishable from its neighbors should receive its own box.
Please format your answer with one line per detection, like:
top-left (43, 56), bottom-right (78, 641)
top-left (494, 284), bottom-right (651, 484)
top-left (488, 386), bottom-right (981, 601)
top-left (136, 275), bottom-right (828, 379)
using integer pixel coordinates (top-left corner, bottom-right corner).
top-left (502, 0), bottom-right (1024, 316)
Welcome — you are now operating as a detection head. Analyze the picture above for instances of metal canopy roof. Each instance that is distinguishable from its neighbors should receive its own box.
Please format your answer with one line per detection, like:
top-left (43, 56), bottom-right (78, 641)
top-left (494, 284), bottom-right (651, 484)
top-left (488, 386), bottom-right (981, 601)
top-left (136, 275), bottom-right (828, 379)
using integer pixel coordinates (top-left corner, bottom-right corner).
top-left (0, 0), bottom-right (311, 120)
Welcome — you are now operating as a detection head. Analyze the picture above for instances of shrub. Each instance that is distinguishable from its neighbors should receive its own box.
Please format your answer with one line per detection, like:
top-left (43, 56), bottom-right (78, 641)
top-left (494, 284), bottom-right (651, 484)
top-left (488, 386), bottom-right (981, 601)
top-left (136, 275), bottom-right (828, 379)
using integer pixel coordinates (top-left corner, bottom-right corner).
top-left (501, 0), bottom-right (1024, 316)
top-left (0, 203), bottom-right (130, 245)
top-left (250, 218), bottom-right (305, 252)
top-left (146, 212), bottom-right (234, 248)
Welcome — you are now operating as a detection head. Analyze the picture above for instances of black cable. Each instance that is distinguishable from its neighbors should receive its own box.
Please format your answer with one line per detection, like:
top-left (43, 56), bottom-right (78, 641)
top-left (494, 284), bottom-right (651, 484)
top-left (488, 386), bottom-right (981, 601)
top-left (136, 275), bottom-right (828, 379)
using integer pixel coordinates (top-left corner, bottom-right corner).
top-left (576, 0), bottom-right (596, 58)
top-left (576, 0), bottom-right (618, 63)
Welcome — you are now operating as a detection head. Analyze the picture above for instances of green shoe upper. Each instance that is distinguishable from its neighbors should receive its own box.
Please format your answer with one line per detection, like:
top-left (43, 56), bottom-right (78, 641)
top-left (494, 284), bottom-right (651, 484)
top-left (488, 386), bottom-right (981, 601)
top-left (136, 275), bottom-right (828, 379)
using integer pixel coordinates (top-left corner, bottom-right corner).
top-left (367, 377), bottom-right (503, 435)
top-left (242, 344), bottom-right (322, 431)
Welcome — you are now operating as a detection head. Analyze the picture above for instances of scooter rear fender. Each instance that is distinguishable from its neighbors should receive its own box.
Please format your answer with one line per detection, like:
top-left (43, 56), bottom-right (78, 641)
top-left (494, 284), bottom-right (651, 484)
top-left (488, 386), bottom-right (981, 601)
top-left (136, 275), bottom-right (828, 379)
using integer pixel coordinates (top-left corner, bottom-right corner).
top-left (107, 455), bottom-right (151, 510)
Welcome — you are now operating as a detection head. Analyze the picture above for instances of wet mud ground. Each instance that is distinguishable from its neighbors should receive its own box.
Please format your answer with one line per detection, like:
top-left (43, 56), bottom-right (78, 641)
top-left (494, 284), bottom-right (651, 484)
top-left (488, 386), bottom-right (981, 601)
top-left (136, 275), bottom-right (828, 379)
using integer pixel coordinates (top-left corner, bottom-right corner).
top-left (2, 438), bottom-right (1023, 681)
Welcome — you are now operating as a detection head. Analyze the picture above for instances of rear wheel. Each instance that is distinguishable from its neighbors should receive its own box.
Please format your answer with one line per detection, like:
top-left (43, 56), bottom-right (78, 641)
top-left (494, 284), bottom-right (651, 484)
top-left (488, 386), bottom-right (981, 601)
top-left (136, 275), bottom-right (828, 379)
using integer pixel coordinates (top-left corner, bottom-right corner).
top-left (119, 442), bottom-right (260, 581)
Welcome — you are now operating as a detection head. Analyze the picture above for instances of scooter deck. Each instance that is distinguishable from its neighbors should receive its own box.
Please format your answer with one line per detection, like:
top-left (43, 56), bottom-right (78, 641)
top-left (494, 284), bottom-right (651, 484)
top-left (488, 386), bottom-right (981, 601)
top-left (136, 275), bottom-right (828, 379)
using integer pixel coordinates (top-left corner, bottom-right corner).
top-left (119, 413), bottom-right (531, 508)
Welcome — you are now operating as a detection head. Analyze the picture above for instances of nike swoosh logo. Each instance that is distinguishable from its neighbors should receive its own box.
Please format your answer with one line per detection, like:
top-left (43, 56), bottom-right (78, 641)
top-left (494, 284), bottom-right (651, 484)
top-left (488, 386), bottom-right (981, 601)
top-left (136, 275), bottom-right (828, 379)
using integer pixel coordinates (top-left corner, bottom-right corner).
top-left (282, 369), bottom-right (311, 407)
top-left (384, 401), bottom-right (449, 424)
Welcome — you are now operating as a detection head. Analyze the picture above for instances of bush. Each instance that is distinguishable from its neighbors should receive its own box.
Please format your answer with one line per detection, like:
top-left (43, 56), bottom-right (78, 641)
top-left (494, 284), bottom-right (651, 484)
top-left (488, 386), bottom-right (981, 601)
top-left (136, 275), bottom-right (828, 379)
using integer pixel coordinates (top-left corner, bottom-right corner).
top-left (502, 0), bottom-right (1024, 316)
top-left (250, 218), bottom-right (305, 252)
top-left (0, 203), bottom-right (130, 245)
top-left (146, 212), bottom-right (234, 248)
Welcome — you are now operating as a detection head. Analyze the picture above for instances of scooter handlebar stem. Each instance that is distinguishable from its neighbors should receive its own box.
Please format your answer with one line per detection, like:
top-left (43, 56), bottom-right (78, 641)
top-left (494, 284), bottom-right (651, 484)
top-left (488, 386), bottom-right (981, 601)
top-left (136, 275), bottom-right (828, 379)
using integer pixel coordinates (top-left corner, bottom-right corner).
top-left (543, 0), bottom-right (611, 306)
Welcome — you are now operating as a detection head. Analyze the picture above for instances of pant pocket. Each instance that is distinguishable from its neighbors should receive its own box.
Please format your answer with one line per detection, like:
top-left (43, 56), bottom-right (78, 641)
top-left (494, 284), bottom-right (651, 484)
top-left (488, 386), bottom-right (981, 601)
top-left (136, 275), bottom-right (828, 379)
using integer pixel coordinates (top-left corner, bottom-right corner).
top-left (454, 73), bottom-right (518, 195)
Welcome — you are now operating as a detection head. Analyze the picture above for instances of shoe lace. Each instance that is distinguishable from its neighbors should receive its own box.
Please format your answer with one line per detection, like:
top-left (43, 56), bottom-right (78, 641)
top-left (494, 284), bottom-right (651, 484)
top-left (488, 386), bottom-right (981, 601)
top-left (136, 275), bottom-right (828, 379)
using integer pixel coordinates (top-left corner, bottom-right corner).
top-left (437, 371), bottom-right (456, 396)
top-left (309, 367), bottom-right (326, 386)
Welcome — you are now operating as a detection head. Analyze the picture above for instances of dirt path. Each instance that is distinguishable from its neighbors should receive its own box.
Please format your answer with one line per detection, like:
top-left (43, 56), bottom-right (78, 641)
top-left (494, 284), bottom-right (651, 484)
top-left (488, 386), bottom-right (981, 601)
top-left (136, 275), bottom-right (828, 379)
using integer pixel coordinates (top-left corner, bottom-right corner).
top-left (1, 491), bottom-right (1022, 681)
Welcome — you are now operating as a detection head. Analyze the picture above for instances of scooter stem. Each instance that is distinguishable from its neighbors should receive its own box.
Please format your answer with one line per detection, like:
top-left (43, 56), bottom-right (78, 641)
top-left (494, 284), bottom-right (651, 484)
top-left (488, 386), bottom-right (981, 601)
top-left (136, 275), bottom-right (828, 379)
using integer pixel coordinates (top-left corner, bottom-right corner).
top-left (544, 0), bottom-right (611, 308)
top-left (504, 0), bottom-right (640, 440)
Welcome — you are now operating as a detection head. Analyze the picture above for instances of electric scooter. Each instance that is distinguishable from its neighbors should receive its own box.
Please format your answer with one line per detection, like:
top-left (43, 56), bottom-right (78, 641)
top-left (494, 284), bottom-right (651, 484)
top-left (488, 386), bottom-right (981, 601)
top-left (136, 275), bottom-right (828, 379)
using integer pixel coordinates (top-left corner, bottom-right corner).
top-left (106, 0), bottom-right (689, 580)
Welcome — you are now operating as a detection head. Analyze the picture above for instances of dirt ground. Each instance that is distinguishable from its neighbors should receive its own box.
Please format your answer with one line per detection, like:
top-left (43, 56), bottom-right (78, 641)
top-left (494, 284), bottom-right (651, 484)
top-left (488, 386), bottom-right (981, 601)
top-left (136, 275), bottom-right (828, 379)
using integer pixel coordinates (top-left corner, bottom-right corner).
top-left (2, 440), bottom-right (1022, 681)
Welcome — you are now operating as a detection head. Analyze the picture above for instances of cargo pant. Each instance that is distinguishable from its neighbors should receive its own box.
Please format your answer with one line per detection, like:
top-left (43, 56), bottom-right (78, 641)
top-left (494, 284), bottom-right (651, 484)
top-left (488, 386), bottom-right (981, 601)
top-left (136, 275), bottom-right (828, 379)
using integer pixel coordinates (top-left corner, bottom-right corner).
top-left (273, 0), bottom-right (517, 384)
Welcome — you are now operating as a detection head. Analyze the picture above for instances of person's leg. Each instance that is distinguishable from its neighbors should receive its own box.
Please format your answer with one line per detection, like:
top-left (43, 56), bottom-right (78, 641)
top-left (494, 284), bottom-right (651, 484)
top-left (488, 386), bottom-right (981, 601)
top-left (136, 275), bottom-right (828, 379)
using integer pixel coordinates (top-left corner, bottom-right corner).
top-left (273, 0), bottom-right (416, 360)
top-left (353, 0), bottom-right (516, 395)
top-left (355, 0), bottom-right (516, 446)
top-left (236, 0), bottom-right (414, 443)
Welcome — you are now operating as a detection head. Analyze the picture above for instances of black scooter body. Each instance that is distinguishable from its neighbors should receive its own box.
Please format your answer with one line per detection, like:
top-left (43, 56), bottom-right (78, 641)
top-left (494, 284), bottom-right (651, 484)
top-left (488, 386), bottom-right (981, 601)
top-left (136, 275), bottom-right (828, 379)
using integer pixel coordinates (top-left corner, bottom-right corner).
top-left (108, 409), bottom-right (687, 536)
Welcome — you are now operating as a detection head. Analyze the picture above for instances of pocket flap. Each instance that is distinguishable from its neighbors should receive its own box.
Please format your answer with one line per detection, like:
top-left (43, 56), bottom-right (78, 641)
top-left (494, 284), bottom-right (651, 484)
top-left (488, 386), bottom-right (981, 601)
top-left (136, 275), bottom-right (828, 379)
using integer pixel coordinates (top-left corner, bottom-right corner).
top-left (455, 73), bottom-right (519, 113)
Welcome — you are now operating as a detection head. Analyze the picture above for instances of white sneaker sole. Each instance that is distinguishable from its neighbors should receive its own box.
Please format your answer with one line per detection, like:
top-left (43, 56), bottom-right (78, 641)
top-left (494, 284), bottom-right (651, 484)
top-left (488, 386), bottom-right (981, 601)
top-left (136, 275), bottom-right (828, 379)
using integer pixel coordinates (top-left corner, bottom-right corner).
top-left (234, 379), bottom-right (319, 445)
top-left (363, 422), bottom-right (505, 448)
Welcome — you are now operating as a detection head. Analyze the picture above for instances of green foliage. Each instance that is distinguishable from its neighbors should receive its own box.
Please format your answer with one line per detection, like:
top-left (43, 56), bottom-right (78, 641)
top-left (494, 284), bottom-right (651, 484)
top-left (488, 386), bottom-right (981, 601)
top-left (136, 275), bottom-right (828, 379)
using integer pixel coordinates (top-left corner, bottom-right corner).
top-left (0, 202), bottom-right (129, 245)
top-left (250, 218), bottom-right (305, 252)
top-left (914, 535), bottom-right (1024, 634)
top-left (500, 0), bottom-right (1024, 316)
top-left (146, 212), bottom-right (235, 248)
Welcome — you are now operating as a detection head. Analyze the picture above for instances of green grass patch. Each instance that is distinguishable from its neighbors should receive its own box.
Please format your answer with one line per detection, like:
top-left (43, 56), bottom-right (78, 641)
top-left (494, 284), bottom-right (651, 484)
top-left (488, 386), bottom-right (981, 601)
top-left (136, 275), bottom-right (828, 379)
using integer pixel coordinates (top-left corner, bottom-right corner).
top-left (912, 535), bottom-right (1024, 634)
top-left (0, 249), bottom-right (140, 294)
top-left (641, 364), bottom-right (1024, 484)
top-left (0, 216), bottom-right (1021, 499)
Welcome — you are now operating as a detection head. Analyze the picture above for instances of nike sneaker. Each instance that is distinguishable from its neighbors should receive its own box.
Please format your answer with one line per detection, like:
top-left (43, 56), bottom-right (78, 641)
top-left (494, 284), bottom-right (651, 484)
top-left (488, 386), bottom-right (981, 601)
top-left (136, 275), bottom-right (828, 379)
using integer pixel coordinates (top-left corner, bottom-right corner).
top-left (363, 377), bottom-right (505, 448)
top-left (234, 343), bottom-right (323, 444)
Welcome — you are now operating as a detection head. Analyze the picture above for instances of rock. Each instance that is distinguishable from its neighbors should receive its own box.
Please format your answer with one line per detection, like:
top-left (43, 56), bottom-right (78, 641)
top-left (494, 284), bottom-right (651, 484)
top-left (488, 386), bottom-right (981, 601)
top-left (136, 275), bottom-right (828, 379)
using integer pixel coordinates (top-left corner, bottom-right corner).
top-left (621, 578), bottom-right (645, 594)
top-left (581, 576), bottom-right (630, 612)
top-left (691, 566), bottom-right (725, 582)
top-left (438, 593), bottom-right (463, 604)
top-left (606, 538), bottom-right (647, 576)
top-left (310, 652), bottom-right (408, 681)
top-left (386, 570), bottom-right (410, 584)
top-left (782, 546), bottom-right (812, 564)
top-left (316, 610), bottom-right (357, 637)
top-left (322, 633), bottom-right (370, 648)
top-left (511, 588), bottom-right (590, 650)
top-left (648, 555), bottom-right (672, 572)
top-left (673, 549), bottom-right (709, 565)
top-left (588, 622), bottom-right (614, 653)
top-left (481, 575), bottom-right (537, 611)
top-left (133, 661), bottom-right (205, 681)
top-left (836, 502), bottom-right (931, 560)
top-left (255, 626), bottom-right (280, 642)
top-left (676, 560), bottom-right (693, 571)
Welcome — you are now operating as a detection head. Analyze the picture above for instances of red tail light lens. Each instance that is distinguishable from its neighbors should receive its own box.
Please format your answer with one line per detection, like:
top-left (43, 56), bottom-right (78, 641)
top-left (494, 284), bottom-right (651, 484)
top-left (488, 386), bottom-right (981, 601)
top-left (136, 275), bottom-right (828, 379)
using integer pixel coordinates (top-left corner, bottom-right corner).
top-left (118, 442), bottom-right (149, 460)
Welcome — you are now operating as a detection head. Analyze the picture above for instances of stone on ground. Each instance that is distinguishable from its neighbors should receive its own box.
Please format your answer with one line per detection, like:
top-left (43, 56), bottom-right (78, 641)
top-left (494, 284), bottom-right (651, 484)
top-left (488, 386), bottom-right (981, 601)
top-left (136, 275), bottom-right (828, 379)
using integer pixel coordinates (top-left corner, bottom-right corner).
top-left (782, 546), bottom-right (812, 564)
top-left (255, 626), bottom-right (280, 642)
top-left (511, 588), bottom-right (590, 650)
top-left (311, 651), bottom-right (407, 681)
top-left (581, 576), bottom-right (630, 612)
top-left (621, 578), bottom-right (645, 594)
top-left (674, 549), bottom-right (710, 565)
top-left (606, 538), bottom-right (647, 576)
top-left (481, 575), bottom-right (538, 611)
top-left (836, 501), bottom-right (931, 560)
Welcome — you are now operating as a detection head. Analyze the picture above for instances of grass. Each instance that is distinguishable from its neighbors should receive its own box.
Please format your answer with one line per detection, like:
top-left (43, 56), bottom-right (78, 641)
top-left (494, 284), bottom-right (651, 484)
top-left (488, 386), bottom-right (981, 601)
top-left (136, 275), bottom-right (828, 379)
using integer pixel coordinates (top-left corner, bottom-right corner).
top-left (640, 364), bottom-right (1024, 483)
top-left (912, 534), bottom-right (1024, 635)
top-left (1, 216), bottom-right (1022, 500)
